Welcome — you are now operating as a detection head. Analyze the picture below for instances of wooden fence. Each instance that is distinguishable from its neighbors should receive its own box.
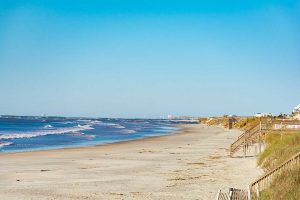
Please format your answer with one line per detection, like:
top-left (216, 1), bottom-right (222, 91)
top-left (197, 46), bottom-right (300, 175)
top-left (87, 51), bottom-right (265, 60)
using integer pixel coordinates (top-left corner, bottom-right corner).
top-left (216, 190), bottom-right (229, 200)
top-left (249, 151), bottom-right (300, 197)
top-left (216, 188), bottom-right (249, 200)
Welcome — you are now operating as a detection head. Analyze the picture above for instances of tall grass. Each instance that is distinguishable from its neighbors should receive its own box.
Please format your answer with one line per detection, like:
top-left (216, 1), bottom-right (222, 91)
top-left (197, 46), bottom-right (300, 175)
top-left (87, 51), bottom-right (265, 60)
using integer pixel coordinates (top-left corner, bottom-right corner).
top-left (257, 131), bottom-right (300, 171)
top-left (256, 131), bottom-right (300, 200)
top-left (233, 117), bottom-right (259, 129)
top-left (259, 167), bottom-right (300, 200)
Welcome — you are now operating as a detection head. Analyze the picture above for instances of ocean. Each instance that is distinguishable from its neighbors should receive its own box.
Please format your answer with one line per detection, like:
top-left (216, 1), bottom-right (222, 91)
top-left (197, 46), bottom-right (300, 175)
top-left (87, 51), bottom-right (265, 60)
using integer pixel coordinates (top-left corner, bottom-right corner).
top-left (0, 116), bottom-right (196, 153)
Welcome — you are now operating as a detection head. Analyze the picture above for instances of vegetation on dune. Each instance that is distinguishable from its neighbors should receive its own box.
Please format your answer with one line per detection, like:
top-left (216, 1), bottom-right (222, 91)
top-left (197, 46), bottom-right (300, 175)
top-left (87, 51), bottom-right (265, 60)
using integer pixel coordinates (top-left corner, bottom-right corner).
top-left (199, 117), bottom-right (229, 127)
top-left (258, 167), bottom-right (300, 200)
top-left (201, 116), bottom-right (260, 129)
top-left (233, 117), bottom-right (258, 129)
top-left (198, 118), bottom-right (208, 124)
top-left (201, 116), bottom-right (300, 199)
top-left (256, 131), bottom-right (300, 200)
top-left (258, 131), bottom-right (300, 171)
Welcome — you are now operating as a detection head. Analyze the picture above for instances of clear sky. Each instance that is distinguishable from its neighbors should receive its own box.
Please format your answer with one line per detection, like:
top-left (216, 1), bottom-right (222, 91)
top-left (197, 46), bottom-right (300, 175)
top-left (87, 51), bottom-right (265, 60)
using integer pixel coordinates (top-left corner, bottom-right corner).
top-left (0, 0), bottom-right (299, 118)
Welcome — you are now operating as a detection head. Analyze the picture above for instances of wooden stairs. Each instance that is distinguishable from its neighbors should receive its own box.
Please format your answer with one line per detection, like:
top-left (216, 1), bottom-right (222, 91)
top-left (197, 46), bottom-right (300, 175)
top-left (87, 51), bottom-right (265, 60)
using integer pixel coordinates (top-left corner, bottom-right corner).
top-left (230, 122), bottom-right (262, 157)
top-left (229, 119), bottom-right (276, 157)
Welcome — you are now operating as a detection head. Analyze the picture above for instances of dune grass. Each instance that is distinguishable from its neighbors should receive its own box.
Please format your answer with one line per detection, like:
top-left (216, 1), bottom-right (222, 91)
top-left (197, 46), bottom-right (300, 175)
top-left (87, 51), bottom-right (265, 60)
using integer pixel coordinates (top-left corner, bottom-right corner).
top-left (258, 131), bottom-right (300, 171)
top-left (233, 117), bottom-right (258, 129)
top-left (256, 131), bottom-right (300, 199)
top-left (258, 167), bottom-right (300, 200)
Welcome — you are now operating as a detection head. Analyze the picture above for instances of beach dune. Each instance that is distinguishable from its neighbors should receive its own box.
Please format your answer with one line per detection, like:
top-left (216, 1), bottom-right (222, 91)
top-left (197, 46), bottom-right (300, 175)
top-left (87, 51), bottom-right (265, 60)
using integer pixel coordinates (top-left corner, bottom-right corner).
top-left (0, 124), bottom-right (261, 200)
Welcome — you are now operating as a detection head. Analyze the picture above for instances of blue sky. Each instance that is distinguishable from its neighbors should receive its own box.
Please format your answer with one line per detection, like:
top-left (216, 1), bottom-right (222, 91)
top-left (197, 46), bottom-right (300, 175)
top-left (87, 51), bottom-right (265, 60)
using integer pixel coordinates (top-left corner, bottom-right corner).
top-left (0, 0), bottom-right (299, 118)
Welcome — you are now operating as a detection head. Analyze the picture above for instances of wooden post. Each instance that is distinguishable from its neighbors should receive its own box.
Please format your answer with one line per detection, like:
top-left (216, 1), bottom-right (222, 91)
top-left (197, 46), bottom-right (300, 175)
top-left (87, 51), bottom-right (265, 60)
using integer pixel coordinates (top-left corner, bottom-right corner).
top-left (228, 117), bottom-right (233, 129)
top-left (229, 188), bottom-right (233, 200)
top-left (247, 185), bottom-right (251, 200)
top-left (259, 120), bottom-right (262, 154)
top-left (215, 189), bottom-right (221, 200)
top-left (243, 133), bottom-right (246, 158)
top-left (280, 121), bottom-right (283, 140)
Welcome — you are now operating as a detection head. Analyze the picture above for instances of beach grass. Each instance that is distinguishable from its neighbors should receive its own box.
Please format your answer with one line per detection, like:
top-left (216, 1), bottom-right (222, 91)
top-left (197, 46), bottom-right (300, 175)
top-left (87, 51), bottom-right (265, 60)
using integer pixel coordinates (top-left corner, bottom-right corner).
top-left (258, 131), bottom-right (300, 171)
top-left (258, 167), bottom-right (300, 200)
top-left (256, 131), bottom-right (300, 199)
top-left (233, 117), bottom-right (258, 129)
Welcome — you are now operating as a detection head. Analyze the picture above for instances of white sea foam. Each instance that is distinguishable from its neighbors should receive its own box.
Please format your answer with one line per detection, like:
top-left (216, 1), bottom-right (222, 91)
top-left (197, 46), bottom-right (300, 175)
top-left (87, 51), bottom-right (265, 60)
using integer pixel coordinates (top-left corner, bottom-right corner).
top-left (0, 124), bottom-right (94, 140)
top-left (44, 124), bottom-right (53, 129)
top-left (84, 134), bottom-right (96, 139)
top-left (60, 121), bottom-right (74, 124)
top-left (69, 132), bottom-right (96, 139)
top-left (114, 124), bottom-right (125, 129)
top-left (97, 122), bottom-right (125, 129)
top-left (121, 129), bottom-right (136, 134)
top-left (0, 142), bottom-right (13, 148)
top-left (160, 126), bottom-right (176, 130)
top-left (90, 120), bottom-right (102, 125)
top-left (77, 119), bottom-right (93, 123)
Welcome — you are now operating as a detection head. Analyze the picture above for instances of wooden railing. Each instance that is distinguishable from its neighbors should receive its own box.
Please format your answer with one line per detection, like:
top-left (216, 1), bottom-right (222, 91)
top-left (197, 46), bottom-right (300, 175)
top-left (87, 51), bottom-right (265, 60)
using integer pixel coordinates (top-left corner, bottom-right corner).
top-left (249, 151), bottom-right (300, 197)
top-left (230, 123), bottom-right (261, 156)
top-left (230, 119), bottom-right (300, 157)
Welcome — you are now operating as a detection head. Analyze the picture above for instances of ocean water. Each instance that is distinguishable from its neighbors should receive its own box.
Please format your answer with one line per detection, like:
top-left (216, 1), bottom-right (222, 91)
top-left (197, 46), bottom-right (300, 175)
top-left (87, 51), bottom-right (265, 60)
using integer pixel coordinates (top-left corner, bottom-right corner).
top-left (0, 116), bottom-right (196, 153)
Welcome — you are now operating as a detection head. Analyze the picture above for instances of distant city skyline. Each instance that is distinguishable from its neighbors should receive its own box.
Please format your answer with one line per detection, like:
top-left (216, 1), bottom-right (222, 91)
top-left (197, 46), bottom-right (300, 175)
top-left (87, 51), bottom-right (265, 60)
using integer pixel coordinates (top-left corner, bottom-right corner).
top-left (0, 0), bottom-right (299, 118)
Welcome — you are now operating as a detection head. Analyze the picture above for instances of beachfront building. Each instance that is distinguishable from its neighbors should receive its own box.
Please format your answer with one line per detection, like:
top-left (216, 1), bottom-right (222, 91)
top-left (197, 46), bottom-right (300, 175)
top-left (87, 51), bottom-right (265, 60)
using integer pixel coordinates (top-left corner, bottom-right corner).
top-left (254, 113), bottom-right (272, 118)
top-left (292, 104), bottom-right (300, 120)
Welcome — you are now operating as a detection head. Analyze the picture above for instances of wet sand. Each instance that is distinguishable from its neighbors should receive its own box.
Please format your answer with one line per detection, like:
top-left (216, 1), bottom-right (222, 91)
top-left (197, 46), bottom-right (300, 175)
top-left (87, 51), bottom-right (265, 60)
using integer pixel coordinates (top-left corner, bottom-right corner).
top-left (0, 124), bottom-right (262, 199)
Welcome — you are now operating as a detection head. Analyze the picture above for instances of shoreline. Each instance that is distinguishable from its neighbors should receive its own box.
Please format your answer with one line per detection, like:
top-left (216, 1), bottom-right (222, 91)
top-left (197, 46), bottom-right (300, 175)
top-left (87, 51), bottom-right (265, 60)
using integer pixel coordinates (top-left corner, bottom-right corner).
top-left (0, 125), bottom-right (183, 156)
top-left (0, 124), bottom-right (262, 199)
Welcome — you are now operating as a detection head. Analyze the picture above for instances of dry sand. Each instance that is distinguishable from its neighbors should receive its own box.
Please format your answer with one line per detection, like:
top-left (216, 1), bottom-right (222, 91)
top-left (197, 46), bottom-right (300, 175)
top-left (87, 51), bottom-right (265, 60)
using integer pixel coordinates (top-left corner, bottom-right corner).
top-left (0, 124), bottom-right (262, 200)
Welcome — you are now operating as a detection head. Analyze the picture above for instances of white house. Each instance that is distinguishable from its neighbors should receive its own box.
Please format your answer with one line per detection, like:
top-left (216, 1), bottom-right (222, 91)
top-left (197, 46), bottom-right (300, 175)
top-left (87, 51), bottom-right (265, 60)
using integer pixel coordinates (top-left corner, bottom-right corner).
top-left (255, 113), bottom-right (272, 118)
top-left (293, 104), bottom-right (300, 120)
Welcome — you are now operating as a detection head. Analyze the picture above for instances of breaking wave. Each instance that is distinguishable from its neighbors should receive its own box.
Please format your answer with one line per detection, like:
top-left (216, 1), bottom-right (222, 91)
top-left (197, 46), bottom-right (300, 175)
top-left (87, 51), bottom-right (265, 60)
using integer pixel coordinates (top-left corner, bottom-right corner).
top-left (0, 142), bottom-right (13, 148)
top-left (0, 124), bottom-right (94, 140)
top-left (97, 122), bottom-right (125, 129)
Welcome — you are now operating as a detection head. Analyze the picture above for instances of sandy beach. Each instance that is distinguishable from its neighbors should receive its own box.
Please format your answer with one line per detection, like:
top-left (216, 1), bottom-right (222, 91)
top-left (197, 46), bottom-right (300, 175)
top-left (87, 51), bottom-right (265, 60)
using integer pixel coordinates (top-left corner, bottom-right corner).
top-left (0, 124), bottom-right (262, 200)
